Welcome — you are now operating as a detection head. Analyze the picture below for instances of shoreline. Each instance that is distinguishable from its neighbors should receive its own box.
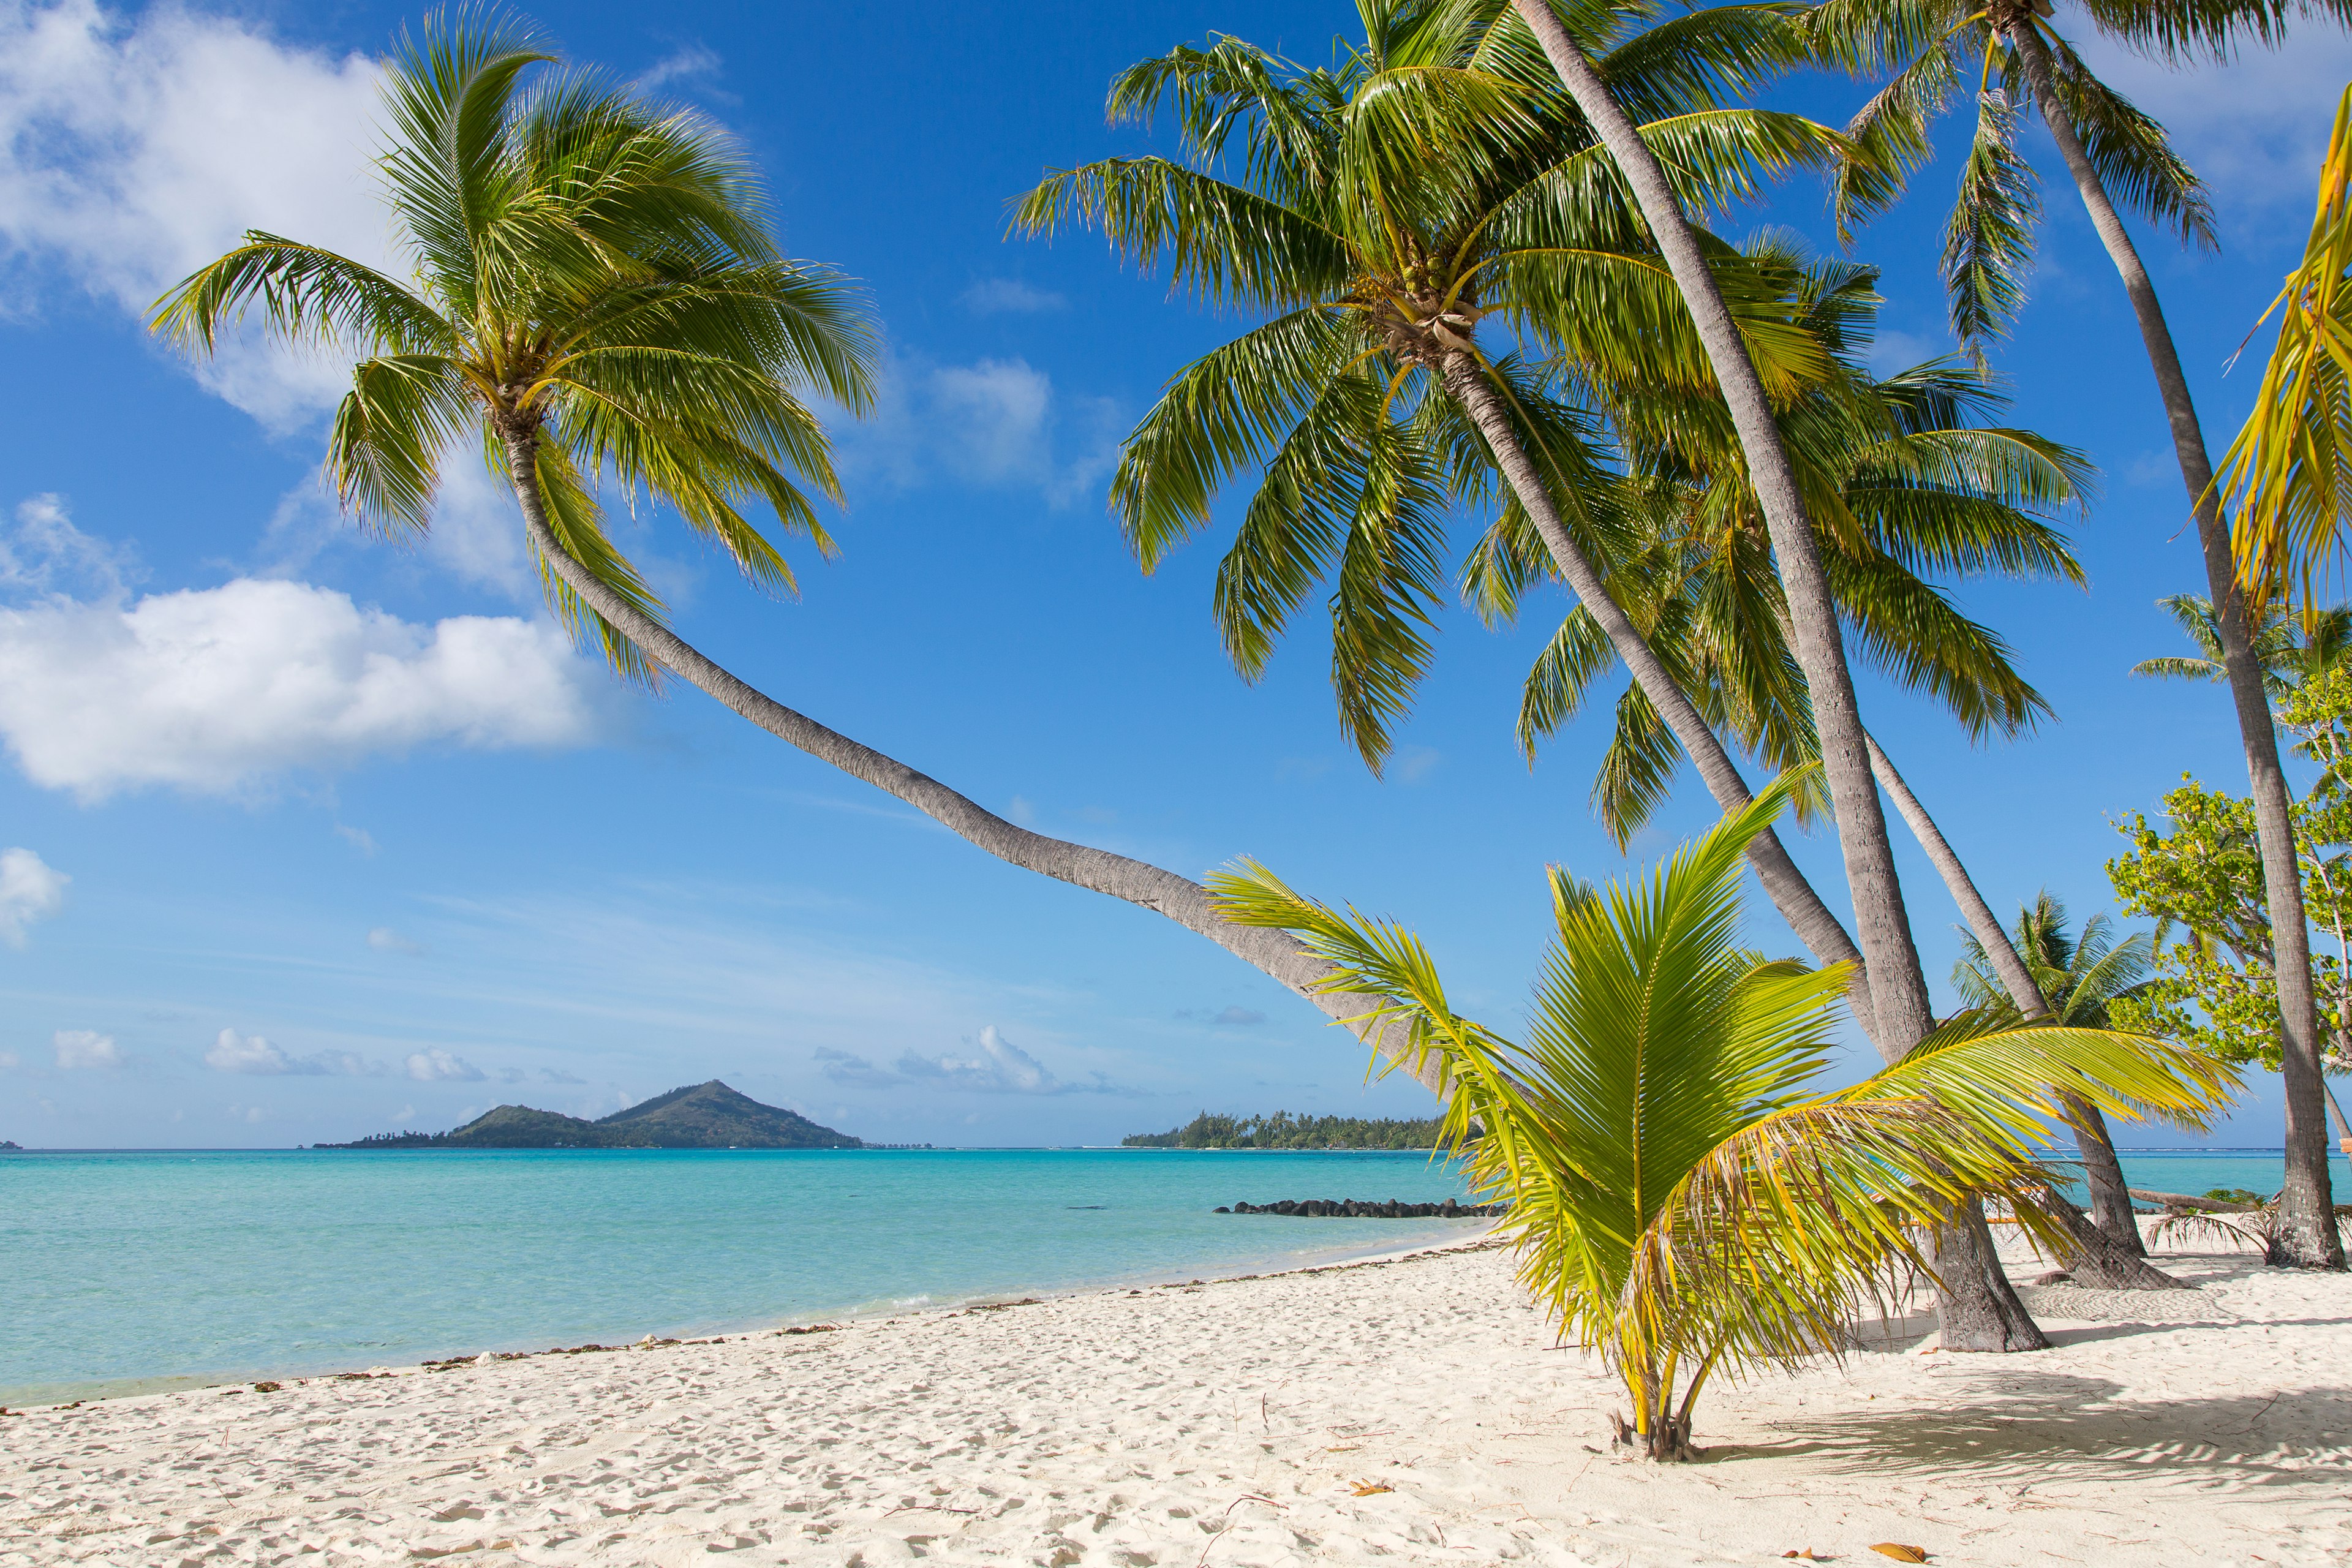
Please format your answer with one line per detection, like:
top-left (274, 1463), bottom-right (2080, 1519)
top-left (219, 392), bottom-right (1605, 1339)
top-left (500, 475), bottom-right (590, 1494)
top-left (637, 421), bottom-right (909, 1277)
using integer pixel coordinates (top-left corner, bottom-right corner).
top-left (1, 1221), bottom-right (1504, 1412)
top-left (2, 1223), bottom-right (2342, 1567)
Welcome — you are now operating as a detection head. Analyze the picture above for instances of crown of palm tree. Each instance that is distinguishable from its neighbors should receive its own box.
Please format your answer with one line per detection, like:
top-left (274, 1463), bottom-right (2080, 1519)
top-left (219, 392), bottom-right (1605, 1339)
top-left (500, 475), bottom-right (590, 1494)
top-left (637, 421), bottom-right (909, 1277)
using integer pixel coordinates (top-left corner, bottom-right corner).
top-left (2132, 593), bottom-right (2352, 699)
top-left (1806, 0), bottom-right (2249, 349)
top-left (1212, 773), bottom-right (2232, 1458)
top-left (153, 17), bottom-right (876, 682)
top-left (1955, 889), bottom-right (2155, 1026)
top-left (1466, 241), bottom-right (2088, 841)
top-left (1016, 0), bottom-right (1873, 765)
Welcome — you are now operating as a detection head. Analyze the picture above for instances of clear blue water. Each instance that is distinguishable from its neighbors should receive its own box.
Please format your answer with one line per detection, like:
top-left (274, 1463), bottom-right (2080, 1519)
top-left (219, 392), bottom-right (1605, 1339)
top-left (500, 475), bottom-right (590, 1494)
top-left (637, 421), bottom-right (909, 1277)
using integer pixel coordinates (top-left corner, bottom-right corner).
top-left (1, 1146), bottom-right (2336, 1408)
top-left (0, 1147), bottom-right (1485, 1406)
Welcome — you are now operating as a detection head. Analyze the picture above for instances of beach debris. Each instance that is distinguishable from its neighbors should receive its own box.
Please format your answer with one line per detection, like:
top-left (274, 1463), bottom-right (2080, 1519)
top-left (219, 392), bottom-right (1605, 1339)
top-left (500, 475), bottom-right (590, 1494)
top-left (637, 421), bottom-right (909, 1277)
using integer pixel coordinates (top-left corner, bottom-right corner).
top-left (333, 1371), bottom-right (392, 1381)
top-left (2030, 1270), bottom-right (2073, 1285)
top-left (250, 1381), bottom-right (282, 1393)
top-left (962, 1298), bottom-right (1045, 1314)
top-left (1349, 1483), bottom-right (1393, 1496)
top-left (1868, 1545), bottom-right (1929, 1562)
top-left (1781, 1553), bottom-right (1829, 1561)
top-left (776, 1323), bottom-right (840, 1336)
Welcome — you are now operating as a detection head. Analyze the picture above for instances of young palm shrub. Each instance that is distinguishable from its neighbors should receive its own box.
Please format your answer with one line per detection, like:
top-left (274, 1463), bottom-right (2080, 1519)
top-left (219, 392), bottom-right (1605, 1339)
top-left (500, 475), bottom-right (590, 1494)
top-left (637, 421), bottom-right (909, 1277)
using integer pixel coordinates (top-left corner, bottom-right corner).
top-left (1213, 776), bottom-right (2235, 1459)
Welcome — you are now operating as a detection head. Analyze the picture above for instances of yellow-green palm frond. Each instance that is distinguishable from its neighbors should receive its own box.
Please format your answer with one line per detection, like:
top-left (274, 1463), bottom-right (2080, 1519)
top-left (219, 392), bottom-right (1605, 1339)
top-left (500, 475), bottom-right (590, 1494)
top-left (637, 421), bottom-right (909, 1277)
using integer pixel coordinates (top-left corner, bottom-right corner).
top-left (1210, 776), bottom-right (2237, 1444)
top-left (2221, 84), bottom-right (2352, 618)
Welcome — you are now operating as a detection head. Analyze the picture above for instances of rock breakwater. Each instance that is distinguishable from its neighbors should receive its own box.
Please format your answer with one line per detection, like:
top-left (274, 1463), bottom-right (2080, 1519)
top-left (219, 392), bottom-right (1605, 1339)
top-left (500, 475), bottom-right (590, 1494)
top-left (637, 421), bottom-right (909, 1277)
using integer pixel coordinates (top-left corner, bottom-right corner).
top-left (1215, 1198), bottom-right (1504, 1218)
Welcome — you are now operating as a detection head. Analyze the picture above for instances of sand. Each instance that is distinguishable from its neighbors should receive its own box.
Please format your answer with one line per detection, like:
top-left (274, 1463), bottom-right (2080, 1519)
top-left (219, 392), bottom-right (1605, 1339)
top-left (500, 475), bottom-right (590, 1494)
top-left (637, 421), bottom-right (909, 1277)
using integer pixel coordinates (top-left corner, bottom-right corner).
top-left (2, 1226), bottom-right (2347, 1568)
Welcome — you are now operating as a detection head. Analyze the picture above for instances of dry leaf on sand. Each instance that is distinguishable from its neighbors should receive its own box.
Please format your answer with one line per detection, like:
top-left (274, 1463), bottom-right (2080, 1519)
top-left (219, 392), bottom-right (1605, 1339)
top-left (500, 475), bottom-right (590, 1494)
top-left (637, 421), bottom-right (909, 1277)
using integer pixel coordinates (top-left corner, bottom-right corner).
top-left (1349, 1483), bottom-right (1393, 1496)
top-left (1869, 1545), bottom-right (1929, 1563)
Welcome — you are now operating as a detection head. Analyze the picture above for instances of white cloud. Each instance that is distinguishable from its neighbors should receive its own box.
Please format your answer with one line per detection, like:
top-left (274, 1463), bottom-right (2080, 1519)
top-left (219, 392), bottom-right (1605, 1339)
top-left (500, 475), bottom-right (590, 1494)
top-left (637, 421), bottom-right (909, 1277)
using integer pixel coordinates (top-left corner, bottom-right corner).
top-left (1394, 745), bottom-right (1442, 785)
top-left (368, 927), bottom-right (426, 956)
top-left (0, 846), bottom-right (67, 946)
top-left (261, 462), bottom-right (538, 604)
top-left (1, 493), bottom-right (134, 597)
top-left (633, 42), bottom-right (723, 94)
top-left (203, 1028), bottom-right (287, 1074)
top-left (53, 1027), bottom-right (118, 1068)
top-left (406, 1047), bottom-right (484, 1082)
top-left (0, 0), bottom-right (390, 428)
top-left (837, 352), bottom-right (1122, 510)
top-left (203, 1026), bottom-right (378, 1076)
top-left (962, 277), bottom-right (1068, 314)
top-left (336, 824), bottom-right (377, 856)
top-left (0, 567), bottom-right (601, 801)
top-left (2075, 29), bottom-right (2352, 224)
top-left (892, 1025), bottom-right (1129, 1095)
top-left (0, 1051), bottom-right (19, 1068)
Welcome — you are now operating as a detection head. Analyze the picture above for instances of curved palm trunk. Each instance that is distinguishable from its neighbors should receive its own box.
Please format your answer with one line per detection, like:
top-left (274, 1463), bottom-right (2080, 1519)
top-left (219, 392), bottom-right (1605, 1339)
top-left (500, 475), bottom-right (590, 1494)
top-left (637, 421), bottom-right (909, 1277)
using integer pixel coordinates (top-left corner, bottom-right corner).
top-left (2007, 24), bottom-right (2341, 1270)
top-left (1507, 0), bottom-right (2045, 1349)
top-left (1869, 736), bottom-right (2180, 1286)
top-left (494, 429), bottom-right (1444, 1096)
top-left (1438, 357), bottom-right (1879, 1038)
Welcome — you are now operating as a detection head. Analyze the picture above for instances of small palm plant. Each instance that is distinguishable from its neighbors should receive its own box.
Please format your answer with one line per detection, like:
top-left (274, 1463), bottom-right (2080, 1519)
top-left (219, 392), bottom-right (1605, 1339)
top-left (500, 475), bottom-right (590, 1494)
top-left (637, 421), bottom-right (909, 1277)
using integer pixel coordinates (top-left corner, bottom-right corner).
top-left (1215, 775), bottom-right (2233, 1459)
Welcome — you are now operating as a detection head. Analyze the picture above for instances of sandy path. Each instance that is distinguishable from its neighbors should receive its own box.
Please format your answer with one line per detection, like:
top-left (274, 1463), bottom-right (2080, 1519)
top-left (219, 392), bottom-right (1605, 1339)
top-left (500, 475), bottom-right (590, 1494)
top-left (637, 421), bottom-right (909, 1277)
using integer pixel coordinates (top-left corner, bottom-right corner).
top-left (2, 1232), bottom-right (2346, 1567)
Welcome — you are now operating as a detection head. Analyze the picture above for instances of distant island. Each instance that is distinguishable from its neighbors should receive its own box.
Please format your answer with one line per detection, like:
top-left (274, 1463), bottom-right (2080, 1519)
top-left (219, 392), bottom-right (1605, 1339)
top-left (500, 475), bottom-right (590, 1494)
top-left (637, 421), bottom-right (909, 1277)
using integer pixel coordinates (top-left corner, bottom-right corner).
top-left (0, 1139), bottom-right (20, 1151)
top-left (1123, 1110), bottom-right (1445, 1150)
top-left (316, 1080), bottom-right (863, 1150)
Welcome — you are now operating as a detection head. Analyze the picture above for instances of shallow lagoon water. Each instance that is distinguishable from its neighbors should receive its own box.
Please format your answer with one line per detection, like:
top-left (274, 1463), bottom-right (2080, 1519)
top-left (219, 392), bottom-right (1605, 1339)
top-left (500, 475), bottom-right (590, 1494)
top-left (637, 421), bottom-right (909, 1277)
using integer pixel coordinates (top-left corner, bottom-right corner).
top-left (0, 1147), bottom-right (1482, 1404)
top-left (0, 1144), bottom-right (2334, 1404)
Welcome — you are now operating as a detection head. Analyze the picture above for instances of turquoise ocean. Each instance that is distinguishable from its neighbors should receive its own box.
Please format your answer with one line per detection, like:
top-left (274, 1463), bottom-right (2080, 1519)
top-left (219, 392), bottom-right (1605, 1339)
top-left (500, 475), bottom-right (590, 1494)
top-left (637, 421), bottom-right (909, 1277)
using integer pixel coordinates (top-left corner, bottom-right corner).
top-left (0, 1145), bottom-right (2336, 1406)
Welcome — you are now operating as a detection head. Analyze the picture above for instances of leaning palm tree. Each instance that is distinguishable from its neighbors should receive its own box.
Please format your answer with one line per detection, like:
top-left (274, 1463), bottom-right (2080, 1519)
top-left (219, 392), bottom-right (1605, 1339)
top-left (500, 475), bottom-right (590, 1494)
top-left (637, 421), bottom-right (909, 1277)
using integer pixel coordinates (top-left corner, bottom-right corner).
top-left (1016, 0), bottom-right (1896, 1032)
top-left (1214, 775), bottom-right (2234, 1457)
top-left (149, 18), bottom-right (1457, 1093)
top-left (1809, 0), bottom-right (2352, 1268)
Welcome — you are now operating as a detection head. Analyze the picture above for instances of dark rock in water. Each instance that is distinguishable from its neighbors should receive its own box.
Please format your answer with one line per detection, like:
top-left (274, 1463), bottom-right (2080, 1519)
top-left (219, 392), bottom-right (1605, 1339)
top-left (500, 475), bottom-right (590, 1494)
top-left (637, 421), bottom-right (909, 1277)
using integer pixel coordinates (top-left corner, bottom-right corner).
top-left (1220, 1196), bottom-right (1506, 1218)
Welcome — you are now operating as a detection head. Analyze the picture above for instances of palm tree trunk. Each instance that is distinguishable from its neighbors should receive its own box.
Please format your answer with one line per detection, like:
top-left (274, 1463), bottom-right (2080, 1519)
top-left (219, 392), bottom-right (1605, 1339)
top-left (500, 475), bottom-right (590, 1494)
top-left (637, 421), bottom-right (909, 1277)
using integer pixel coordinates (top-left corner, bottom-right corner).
top-left (1868, 735), bottom-right (2171, 1280)
top-left (492, 428), bottom-right (1444, 1095)
top-left (1507, 0), bottom-right (2045, 1349)
top-left (2007, 23), bottom-right (2342, 1270)
top-left (1437, 355), bottom-right (1879, 1038)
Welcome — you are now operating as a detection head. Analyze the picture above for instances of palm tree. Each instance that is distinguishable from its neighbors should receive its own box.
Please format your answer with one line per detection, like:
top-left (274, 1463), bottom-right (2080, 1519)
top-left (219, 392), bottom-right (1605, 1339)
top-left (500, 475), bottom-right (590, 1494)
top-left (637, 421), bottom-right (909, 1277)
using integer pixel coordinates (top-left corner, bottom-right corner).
top-left (1476, 262), bottom-right (2084, 845)
top-left (1213, 775), bottom-right (2234, 1457)
top-left (1028, 1), bottom-right (2062, 1346)
top-left (1016, 1), bottom-right (1896, 1034)
top-left (2133, 595), bottom-right (2352, 696)
top-left (1809, 0), bottom-right (2351, 1268)
top-left (1474, 0), bottom-right (1950, 1095)
top-left (149, 18), bottom-right (1458, 1095)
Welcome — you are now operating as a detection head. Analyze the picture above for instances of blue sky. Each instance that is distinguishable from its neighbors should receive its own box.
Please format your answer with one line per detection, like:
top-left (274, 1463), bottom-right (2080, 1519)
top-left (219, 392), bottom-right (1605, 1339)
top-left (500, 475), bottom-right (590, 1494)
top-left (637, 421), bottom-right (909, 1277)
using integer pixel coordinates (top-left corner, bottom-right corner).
top-left (0, 0), bottom-right (2345, 1148)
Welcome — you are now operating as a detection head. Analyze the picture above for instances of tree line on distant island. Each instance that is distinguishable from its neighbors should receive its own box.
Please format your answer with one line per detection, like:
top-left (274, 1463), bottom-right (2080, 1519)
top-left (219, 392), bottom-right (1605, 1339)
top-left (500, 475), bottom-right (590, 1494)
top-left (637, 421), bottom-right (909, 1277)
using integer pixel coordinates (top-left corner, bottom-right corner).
top-left (1123, 1111), bottom-right (1444, 1150)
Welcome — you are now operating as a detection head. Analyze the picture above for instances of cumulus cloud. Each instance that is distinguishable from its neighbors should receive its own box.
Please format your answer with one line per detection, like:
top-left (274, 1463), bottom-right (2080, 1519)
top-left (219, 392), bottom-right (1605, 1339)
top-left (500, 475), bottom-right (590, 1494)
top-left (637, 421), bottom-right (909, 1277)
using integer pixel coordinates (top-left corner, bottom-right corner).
top-left (0, 1050), bottom-right (18, 1068)
top-left (0, 0), bottom-right (391, 426)
top-left (368, 927), bottom-right (426, 956)
top-left (1, 492), bottom-right (134, 597)
top-left (203, 1027), bottom-right (376, 1076)
top-left (406, 1048), bottom-right (484, 1082)
top-left (837, 352), bottom-right (1121, 510)
top-left (0, 846), bottom-right (67, 946)
top-left (0, 565), bottom-right (601, 800)
top-left (962, 277), bottom-right (1066, 314)
top-left (892, 1025), bottom-right (1128, 1096)
top-left (2076, 32), bottom-right (2352, 221)
top-left (814, 1045), bottom-right (903, 1088)
top-left (53, 1027), bottom-right (118, 1068)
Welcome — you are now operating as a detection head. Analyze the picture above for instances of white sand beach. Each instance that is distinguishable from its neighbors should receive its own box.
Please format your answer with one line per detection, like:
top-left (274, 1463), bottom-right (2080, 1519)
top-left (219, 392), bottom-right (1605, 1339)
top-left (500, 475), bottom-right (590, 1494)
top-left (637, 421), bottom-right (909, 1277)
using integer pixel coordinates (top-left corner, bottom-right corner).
top-left (2, 1227), bottom-right (2346, 1568)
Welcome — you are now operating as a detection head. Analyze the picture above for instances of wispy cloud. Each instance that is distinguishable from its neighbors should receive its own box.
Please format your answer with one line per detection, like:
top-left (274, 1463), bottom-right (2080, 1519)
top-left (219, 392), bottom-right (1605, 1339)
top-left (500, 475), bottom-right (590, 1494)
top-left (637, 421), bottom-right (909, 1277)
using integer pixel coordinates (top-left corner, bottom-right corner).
top-left (53, 1028), bottom-right (118, 1068)
top-left (368, 927), bottom-right (426, 957)
top-left (406, 1047), bottom-right (484, 1082)
top-left (204, 1027), bottom-right (377, 1076)
top-left (0, 846), bottom-right (67, 946)
top-left (633, 42), bottom-right (724, 94)
top-left (834, 350), bottom-right (1122, 510)
top-left (962, 277), bottom-right (1067, 315)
